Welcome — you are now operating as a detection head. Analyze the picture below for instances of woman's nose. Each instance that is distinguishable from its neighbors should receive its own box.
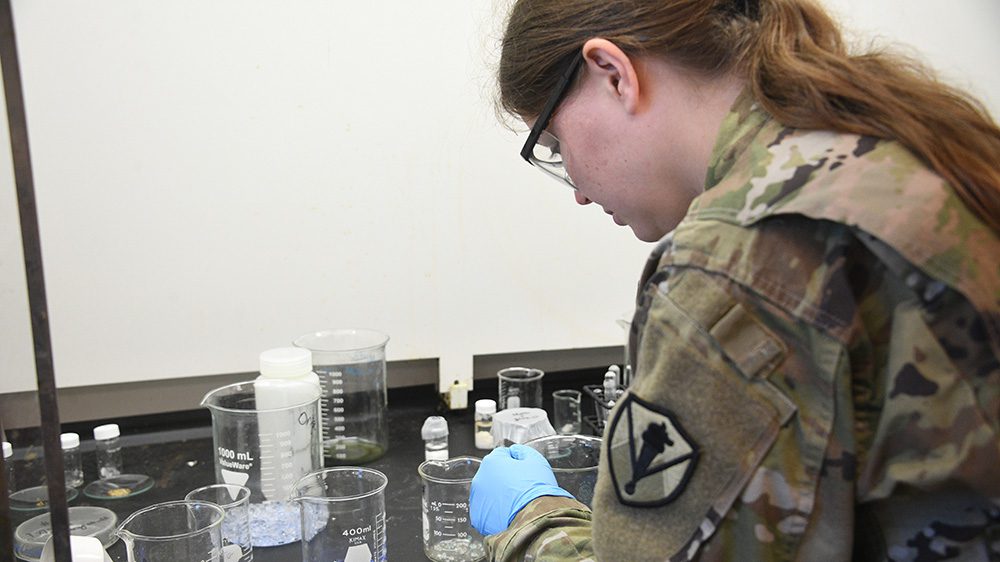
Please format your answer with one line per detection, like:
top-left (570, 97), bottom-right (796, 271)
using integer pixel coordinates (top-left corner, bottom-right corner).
top-left (574, 192), bottom-right (592, 206)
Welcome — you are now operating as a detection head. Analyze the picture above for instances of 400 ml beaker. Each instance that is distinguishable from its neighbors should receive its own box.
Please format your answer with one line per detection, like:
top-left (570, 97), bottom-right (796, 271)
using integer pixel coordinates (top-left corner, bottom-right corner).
top-left (418, 457), bottom-right (485, 562)
top-left (292, 467), bottom-right (387, 562)
top-left (525, 434), bottom-right (601, 507)
top-left (201, 379), bottom-right (322, 547)
top-left (294, 329), bottom-right (389, 464)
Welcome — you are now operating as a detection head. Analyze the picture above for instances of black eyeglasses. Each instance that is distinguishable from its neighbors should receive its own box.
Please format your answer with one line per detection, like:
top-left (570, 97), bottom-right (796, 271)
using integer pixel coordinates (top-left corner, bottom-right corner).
top-left (520, 51), bottom-right (585, 190)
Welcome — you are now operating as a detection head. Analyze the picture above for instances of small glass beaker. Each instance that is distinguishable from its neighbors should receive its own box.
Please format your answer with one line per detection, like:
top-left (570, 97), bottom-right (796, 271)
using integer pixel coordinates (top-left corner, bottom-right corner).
top-left (552, 390), bottom-right (582, 435)
top-left (117, 500), bottom-right (225, 562)
top-left (525, 435), bottom-right (601, 507)
top-left (294, 329), bottom-right (389, 465)
top-left (186, 484), bottom-right (253, 562)
top-left (497, 367), bottom-right (543, 410)
top-left (291, 467), bottom-right (387, 562)
top-left (418, 457), bottom-right (485, 562)
top-left (201, 379), bottom-right (322, 547)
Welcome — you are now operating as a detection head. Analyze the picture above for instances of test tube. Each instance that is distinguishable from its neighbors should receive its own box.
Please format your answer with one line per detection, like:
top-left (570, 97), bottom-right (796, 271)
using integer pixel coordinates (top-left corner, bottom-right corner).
top-left (93, 424), bottom-right (123, 479)
top-left (61, 433), bottom-right (84, 488)
top-left (3, 441), bottom-right (14, 492)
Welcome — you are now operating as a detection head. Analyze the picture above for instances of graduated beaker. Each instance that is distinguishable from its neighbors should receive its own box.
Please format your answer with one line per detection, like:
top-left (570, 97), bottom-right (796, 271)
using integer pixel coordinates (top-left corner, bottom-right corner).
top-left (185, 484), bottom-right (252, 562)
top-left (291, 467), bottom-right (387, 562)
top-left (497, 367), bottom-right (543, 410)
top-left (418, 457), bottom-right (485, 562)
top-left (525, 435), bottom-right (601, 506)
top-left (201, 379), bottom-right (322, 547)
top-left (116, 500), bottom-right (224, 562)
top-left (294, 329), bottom-right (389, 464)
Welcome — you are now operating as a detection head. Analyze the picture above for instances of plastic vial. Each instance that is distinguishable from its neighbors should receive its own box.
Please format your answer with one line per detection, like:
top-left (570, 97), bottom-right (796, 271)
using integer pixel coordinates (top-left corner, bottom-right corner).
top-left (93, 424), bottom-right (123, 479)
top-left (3, 441), bottom-right (14, 492)
top-left (61, 432), bottom-right (84, 488)
top-left (474, 399), bottom-right (497, 450)
top-left (421, 416), bottom-right (449, 461)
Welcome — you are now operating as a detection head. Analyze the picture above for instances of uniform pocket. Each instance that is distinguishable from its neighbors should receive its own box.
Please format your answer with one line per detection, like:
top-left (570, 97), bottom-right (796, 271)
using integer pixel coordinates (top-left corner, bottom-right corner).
top-left (593, 270), bottom-right (796, 561)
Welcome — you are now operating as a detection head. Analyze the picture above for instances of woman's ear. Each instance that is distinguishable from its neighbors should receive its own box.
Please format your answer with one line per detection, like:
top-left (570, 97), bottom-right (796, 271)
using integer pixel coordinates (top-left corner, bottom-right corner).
top-left (582, 38), bottom-right (641, 114)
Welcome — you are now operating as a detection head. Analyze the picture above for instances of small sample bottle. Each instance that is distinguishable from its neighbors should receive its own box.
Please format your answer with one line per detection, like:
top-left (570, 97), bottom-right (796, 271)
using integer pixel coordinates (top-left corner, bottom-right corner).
top-left (603, 372), bottom-right (618, 409)
top-left (421, 416), bottom-right (449, 461)
top-left (93, 424), bottom-right (123, 479)
top-left (61, 432), bottom-right (84, 488)
top-left (3, 441), bottom-right (14, 492)
top-left (474, 399), bottom-right (497, 449)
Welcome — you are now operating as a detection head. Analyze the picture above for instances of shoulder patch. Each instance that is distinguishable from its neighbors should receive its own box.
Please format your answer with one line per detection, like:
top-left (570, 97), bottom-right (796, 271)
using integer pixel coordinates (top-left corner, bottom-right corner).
top-left (607, 393), bottom-right (699, 508)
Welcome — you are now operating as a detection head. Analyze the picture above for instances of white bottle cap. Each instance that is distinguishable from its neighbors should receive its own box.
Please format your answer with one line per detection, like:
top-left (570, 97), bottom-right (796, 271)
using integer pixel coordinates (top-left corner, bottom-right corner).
top-left (2, 441), bottom-right (12, 459)
top-left (259, 347), bottom-right (313, 378)
top-left (93, 423), bottom-right (120, 441)
top-left (475, 399), bottom-right (496, 415)
top-left (421, 416), bottom-right (449, 440)
top-left (60, 432), bottom-right (80, 450)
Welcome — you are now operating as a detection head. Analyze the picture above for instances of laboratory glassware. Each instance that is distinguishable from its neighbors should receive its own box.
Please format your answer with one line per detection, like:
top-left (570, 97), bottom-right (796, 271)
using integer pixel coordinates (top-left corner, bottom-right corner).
top-left (552, 390), bottom-right (582, 435)
top-left (491, 408), bottom-right (556, 447)
top-left (418, 457), bottom-right (485, 562)
top-left (9, 485), bottom-right (79, 512)
top-left (473, 400), bottom-right (496, 450)
top-left (291, 467), bottom-right (388, 562)
top-left (497, 367), bottom-right (544, 410)
top-left (293, 329), bottom-right (390, 464)
top-left (61, 432), bottom-right (84, 488)
top-left (186, 484), bottom-right (253, 562)
top-left (422, 416), bottom-right (449, 461)
top-left (201, 378), bottom-right (322, 547)
top-left (525, 434), bottom-right (602, 506)
top-left (83, 423), bottom-right (155, 500)
top-left (15, 506), bottom-right (117, 562)
top-left (3, 440), bottom-right (14, 492)
top-left (117, 500), bottom-right (224, 562)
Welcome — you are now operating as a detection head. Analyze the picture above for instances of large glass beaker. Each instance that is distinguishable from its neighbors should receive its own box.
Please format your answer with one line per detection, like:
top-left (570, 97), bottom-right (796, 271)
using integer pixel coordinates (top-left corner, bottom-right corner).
top-left (418, 457), bottom-right (485, 562)
top-left (293, 329), bottom-right (389, 464)
top-left (292, 467), bottom-right (388, 562)
top-left (201, 379), bottom-right (322, 547)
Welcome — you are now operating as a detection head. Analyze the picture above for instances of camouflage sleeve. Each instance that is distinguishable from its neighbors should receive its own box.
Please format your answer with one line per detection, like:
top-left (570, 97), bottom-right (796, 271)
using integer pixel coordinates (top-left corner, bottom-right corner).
top-left (485, 496), bottom-right (595, 562)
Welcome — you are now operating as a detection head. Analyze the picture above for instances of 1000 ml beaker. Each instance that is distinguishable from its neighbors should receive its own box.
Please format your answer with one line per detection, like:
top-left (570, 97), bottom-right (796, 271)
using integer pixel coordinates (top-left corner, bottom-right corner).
top-left (525, 435), bottom-right (601, 506)
top-left (292, 467), bottom-right (387, 562)
top-left (201, 379), bottom-right (322, 547)
top-left (294, 329), bottom-right (389, 464)
top-left (117, 500), bottom-right (224, 562)
top-left (418, 457), bottom-right (485, 562)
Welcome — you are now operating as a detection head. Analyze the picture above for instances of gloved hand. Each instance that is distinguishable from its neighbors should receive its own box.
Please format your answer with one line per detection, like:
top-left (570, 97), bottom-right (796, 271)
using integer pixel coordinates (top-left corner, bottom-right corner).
top-left (469, 444), bottom-right (574, 536)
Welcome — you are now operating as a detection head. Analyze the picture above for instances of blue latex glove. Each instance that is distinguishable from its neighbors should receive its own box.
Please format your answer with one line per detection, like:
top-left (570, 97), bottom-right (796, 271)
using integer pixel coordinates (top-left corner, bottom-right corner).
top-left (470, 444), bottom-right (574, 535)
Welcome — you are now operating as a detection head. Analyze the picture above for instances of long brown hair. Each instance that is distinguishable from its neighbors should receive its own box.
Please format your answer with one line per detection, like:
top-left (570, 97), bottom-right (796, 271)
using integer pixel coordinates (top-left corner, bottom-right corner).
top-left (498, 0), bottom-right (1000, 234)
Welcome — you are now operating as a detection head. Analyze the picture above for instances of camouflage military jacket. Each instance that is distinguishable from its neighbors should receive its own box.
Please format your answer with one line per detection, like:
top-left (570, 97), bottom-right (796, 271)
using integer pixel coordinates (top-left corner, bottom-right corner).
top-left (486, 91), bottom-right (1000, 561)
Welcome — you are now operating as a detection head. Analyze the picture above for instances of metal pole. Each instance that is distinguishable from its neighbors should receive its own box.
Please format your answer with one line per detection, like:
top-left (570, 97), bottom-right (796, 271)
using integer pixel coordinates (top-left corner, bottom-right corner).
top-left (0, 1), bottom-right (72, 560)
top-left (0, 419), bottom-right (12, 562)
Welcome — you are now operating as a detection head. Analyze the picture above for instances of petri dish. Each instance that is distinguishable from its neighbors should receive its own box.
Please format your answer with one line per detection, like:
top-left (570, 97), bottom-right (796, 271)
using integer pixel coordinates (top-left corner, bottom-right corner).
top-left (14, 506), bottom-right (118, 561)
top-left (82, 473), bottom-right (154, 500)
top-left (9, 485), bottom-right (79, 512)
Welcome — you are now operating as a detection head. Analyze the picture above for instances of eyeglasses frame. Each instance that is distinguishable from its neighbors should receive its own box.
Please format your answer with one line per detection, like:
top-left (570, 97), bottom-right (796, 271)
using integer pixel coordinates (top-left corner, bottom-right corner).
top-left (519, 51), bottom-right (586, 183)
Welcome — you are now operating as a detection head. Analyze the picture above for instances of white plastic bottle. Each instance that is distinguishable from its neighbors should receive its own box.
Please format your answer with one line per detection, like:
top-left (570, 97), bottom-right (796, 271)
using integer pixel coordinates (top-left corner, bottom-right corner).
top-left (255, 347), bottom-right (321, 502)
top-left (61, 433), bottom-right (84, 488)
top-left (3, 441), bottom-right (14, 492)
top-left (474, 400), bottom-right (496, 450)
top-left (93, 424), bottom-right (123, 479)
top-left (421, 416), bottom-right (449, 461)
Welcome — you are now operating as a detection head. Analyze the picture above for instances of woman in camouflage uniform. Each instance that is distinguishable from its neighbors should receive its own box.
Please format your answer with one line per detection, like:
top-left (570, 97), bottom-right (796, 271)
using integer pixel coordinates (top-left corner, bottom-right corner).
top-left (469, 0), bottom-right (1000, 560)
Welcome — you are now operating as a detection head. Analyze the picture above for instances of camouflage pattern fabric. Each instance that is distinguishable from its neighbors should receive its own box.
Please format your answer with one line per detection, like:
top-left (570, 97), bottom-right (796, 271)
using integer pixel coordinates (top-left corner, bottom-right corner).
top-left (485, 90), bottom-right (1000, 561)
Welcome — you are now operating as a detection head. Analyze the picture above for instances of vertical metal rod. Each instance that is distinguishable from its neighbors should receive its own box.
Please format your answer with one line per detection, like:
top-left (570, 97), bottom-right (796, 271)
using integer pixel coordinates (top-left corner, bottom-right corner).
top-left (0, 1), bottom-right (72, 560)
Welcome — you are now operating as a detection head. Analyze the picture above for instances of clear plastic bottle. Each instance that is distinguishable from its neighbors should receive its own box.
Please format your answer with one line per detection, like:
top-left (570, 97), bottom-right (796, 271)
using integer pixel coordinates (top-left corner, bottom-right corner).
top-left (421, 416), bottom-right (449, 461)
top-left (3, 441), bottom-right (14, 492)
top-left (474, 399), bottom-right (496, 450)
top-left (93, 424), bottom-right (123, 479)
top-left (61, 432), bottom-right (84, 488)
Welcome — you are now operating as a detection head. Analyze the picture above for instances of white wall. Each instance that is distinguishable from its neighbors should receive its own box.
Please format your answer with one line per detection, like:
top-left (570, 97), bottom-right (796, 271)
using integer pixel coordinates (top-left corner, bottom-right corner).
top-left (2, 1), bottom-right (998, 394)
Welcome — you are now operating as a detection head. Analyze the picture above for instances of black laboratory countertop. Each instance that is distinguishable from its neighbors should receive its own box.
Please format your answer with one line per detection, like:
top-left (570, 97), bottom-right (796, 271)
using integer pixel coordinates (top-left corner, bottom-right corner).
top-left (5, 369), bottom-right (604, 561)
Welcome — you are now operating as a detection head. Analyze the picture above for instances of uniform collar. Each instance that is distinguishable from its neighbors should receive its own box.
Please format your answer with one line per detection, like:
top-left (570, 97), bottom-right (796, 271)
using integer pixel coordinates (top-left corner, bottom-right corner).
top-left (703, 88), bottom-right (771, 191)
